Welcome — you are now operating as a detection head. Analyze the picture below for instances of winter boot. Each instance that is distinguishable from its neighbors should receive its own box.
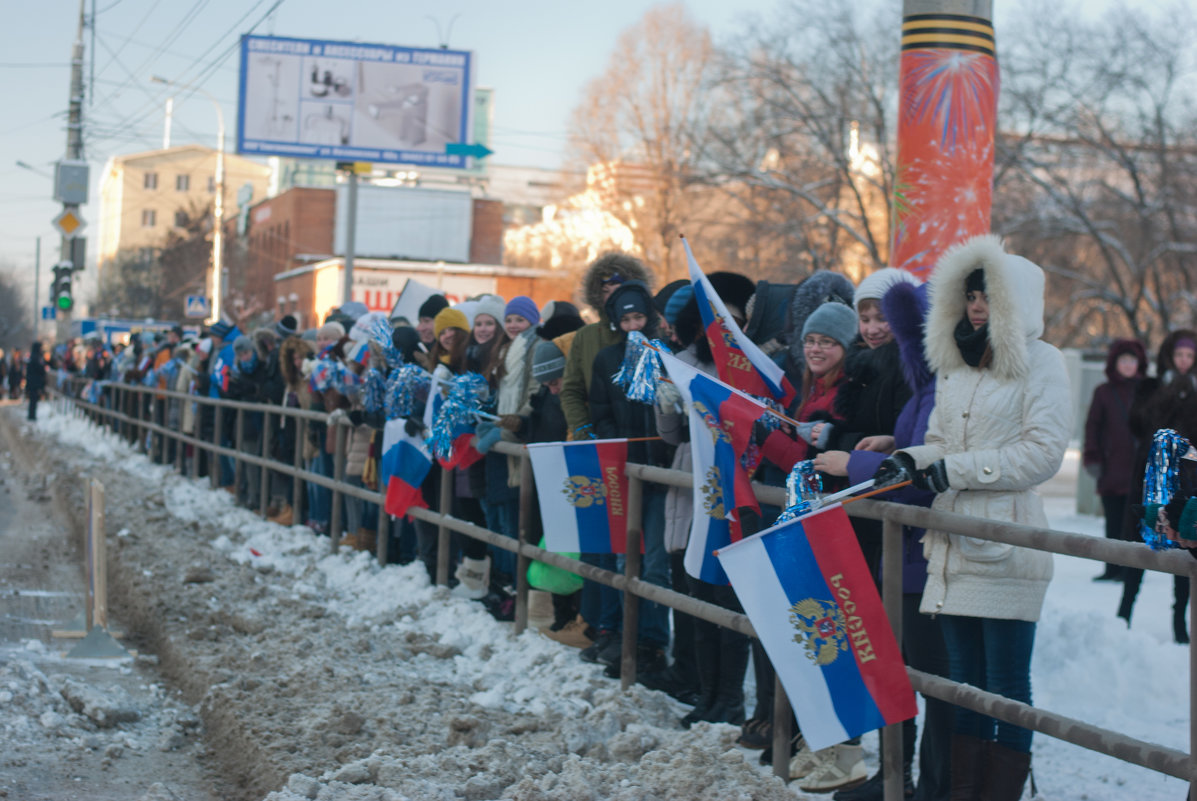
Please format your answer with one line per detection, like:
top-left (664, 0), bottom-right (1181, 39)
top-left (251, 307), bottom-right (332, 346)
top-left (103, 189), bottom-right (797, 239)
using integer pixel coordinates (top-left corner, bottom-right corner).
top-left (680, 628), bottom-right (722, 729)
top-left (798, 742), bottom-right (868, 793)
top-left (705, 634), bottom-right (749, 726)
top-left (1174, 603), bottom-right (1190, 645)
top-left (979, 742), bottom-right (1030, 801)
top-left (580, 630), bottom-right (616, 663)
top-left (357, 528), bottom-right (377, 554)
top-left (268, 503), bottom-right (293, 527)
top-left (545, 616), bottom-right (593, 649)
top-left (338, 530), bottom-right (362, 550)
top-left (949, 734), bottom-right (986, 801)
top-left (527, 589), bottom-right (555, 631)
top-left (450, 556), bottom-right (490, 600)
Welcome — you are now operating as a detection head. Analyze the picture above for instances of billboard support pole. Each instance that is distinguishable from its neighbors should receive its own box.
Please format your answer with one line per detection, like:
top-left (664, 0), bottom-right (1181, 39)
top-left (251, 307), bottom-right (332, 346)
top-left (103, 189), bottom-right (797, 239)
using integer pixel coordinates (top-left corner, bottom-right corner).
top-left (342, 168), bottom-right (358, 307)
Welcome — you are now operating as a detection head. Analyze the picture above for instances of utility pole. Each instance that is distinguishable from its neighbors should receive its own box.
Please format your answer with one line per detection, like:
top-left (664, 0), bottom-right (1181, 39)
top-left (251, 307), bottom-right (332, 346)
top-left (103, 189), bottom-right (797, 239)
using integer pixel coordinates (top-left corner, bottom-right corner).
top-left (890, 0), bottom-right (997, 278)
top-left (55, 0), bottom-right (88, 342)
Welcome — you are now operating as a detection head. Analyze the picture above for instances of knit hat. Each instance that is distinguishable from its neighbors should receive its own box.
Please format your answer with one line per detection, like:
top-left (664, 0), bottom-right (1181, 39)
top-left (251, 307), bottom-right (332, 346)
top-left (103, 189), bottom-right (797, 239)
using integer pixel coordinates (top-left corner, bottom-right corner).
top-left (232, 335), bottom-right (255, 354)
top-left (197, 338), bottom-right (214, 357)
top-left (275, 314), bottom-right (298, 338)
top-left (531, 339), bottom-right (566, 383)
top-left (473, 294), bottom-right (507, 327)
top-left (208, 320), bottom-right (234, 340)
top-left (317, 321), bottom-right (345, 341)
top-left (802, 302), bottom-right (858, 350)
top-left (541, 300), bottom-right (579, 321)
top-left (965, 269), bottom-right (986, 294)
top-left (391, 325), bottom-right (421, 362)
top-left (505, 295), bottom-right (540, 326)
top-left (338, 301), bottom-right (369, 322)
top-left (854, 267), bottom-right (921, 310)
top-left (655, 279), bottom-right (690, 315)
top-left (434, 307), bottom-right (469, 339)
top-left (418, 294), bottom-right (449, 321)
top-left (664, 285), bottom-right (695, 326)
top-left (605, 281), bottom-right (654, 324)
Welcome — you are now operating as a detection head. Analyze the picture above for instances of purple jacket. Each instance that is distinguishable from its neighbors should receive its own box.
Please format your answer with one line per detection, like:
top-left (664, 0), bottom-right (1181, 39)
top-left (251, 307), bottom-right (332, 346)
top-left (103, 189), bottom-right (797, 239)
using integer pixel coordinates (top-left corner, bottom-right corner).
top-left (846, 281), bottom-right (936, 593)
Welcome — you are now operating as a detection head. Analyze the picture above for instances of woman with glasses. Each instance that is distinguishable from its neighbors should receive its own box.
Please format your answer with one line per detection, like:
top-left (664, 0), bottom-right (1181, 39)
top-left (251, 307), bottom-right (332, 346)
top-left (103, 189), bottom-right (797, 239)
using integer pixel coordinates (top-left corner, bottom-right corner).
top-left (872, 235), bottom-right (1071, 801)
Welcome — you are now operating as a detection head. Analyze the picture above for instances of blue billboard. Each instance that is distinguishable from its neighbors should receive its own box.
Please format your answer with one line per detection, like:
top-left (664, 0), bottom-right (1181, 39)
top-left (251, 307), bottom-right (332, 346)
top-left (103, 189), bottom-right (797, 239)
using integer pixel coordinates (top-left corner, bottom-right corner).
top-left (237, 35), bottom-right (475, 168)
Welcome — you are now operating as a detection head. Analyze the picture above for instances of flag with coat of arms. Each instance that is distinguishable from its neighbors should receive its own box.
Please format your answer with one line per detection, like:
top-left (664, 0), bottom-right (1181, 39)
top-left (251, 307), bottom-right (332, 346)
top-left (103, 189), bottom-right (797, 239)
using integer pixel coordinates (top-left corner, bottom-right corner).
top-left (716, 504), bottom-right (917, 751)
top-left (526, 439), bottom-right (631, 553)
top-left (659, 350), bottom-right (767, 585)
top-left (685, 238), bottom-right (796, 408)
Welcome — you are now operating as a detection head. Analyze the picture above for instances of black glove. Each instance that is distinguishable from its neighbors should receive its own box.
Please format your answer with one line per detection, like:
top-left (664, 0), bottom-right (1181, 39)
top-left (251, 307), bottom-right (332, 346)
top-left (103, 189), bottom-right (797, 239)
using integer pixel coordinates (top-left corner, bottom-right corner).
top-left (348, 409), bottom-right (365, 426)
top-left (873, 452), bottom-right (916, 487)
top-left (914, 459), bottom-right (950, 493)
top-left (404, 417), bottom-right (425, 437)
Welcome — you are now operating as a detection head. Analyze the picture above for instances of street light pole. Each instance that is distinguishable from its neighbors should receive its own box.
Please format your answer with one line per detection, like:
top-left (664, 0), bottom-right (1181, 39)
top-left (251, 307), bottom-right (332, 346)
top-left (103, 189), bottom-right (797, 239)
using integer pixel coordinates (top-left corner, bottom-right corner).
top-left (151, 76), bottom-right (225, 325)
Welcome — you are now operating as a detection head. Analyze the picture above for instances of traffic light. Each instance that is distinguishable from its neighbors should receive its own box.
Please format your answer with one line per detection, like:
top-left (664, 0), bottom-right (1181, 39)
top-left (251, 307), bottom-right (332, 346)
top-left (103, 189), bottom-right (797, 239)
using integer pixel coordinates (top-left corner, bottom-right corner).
top-left (53, 261), bottom-right (73, 312)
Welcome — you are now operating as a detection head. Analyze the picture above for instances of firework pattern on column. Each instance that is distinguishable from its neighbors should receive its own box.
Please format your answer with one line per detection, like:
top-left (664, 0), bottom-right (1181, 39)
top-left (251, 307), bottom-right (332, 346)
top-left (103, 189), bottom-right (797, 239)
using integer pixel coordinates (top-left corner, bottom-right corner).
top-left (891, 14), bottom-right (998, 279)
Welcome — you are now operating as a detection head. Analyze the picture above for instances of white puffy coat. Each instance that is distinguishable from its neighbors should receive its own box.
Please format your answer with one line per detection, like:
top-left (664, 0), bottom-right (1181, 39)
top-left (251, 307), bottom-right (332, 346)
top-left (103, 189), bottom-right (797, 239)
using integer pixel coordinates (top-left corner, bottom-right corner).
top-left (902, 235), bottom-right (1071, 623)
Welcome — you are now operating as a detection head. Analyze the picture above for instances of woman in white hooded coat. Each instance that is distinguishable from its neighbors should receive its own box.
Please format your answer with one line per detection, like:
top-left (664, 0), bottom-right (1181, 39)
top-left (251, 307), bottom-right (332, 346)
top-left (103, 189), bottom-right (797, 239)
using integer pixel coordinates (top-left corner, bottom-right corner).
top-left (873, 234), bottom-right (1071, 801)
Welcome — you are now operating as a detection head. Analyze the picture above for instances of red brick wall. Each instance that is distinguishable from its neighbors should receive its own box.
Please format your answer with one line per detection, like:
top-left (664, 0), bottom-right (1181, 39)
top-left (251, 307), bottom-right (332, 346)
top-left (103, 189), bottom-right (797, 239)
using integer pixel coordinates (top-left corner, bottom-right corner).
top-left (470, 198), bottom-right (504, 265)
top-left (241, 188), bottom-right (335, 314)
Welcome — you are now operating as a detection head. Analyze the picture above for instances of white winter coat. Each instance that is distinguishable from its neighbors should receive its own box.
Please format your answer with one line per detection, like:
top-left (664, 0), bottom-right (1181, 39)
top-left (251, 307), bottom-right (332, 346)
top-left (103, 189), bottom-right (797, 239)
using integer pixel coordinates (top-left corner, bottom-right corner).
top-left (902, 235), bottom-right (1071, 623)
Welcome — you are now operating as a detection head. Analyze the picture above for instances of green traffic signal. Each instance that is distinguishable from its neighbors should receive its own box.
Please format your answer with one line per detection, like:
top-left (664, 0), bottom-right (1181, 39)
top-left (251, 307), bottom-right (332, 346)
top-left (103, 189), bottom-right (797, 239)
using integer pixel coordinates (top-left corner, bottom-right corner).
top-left (56, 294), bottom-right (73, 311)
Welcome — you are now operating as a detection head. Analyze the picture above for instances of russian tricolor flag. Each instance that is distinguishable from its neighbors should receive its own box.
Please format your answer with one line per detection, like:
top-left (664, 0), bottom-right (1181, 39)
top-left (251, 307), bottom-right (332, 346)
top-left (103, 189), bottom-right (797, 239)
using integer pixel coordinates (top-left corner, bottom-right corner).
top-left (527, 439), bottom-right (630, 553)
top-left (661, 351), bottom-right (767, 585)
top-left (379, 418), bottom-right (432, 519)
top-left (685, 238), bottom-right (796, 407)
top-left (717, 505), bottom-right (917, 751)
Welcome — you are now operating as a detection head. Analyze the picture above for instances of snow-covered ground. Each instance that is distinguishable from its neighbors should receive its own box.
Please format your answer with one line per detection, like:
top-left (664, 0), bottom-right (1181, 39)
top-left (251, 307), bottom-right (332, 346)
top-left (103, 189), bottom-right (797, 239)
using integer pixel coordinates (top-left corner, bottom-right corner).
top-left (8, 405), bottom-right (1192, 800)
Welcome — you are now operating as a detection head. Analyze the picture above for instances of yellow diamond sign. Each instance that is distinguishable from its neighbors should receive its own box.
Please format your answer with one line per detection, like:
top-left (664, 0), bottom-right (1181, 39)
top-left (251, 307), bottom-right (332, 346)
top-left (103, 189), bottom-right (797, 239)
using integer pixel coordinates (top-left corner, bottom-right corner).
top-left (52, 208), bottom-right (86, 238)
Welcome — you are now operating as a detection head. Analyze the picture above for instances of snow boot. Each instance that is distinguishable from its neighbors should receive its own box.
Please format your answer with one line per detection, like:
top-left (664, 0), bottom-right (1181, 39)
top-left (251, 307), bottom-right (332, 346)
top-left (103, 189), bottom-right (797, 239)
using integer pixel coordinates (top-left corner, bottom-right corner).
top-left (527, 589), bottom-right (554, 630)
top-left (580, 630), bottom-right (616, 663)
top-left (949, 734), bottom-right (986, 801)
top-left (680, 628), bottom-right (721, 729)
top-left (356, 527), bottom-right (377, 554)
top-left (1174, 603), bottom-right (1190, 645)
top-left (798, 742), bottom-right (867, 793)
top-left (980, 742), bottom-right (1029, 801)
top-left (268, 503), bottom-right (293, 526)
top-left (450, 556), bottom-right (490, 600)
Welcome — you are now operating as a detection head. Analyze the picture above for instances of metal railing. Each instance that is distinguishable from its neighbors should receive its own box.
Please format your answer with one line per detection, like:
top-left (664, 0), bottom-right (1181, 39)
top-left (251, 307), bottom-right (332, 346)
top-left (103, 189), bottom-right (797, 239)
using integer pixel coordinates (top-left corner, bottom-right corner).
top-left (50, 378), bottom-right (1197, 799)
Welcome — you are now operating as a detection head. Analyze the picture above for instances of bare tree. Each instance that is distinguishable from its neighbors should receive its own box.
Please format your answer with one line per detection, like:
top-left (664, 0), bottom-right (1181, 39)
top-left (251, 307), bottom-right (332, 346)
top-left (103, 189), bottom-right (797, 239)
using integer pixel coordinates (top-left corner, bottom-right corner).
top-left (995, 4), bottom-right (1197, 347)
top-left (695, 0), bottom-right (899, 282)
top-left (566, 3), bottom-right (716, 280)
top-left (0, 266), bottom-right (34, 350)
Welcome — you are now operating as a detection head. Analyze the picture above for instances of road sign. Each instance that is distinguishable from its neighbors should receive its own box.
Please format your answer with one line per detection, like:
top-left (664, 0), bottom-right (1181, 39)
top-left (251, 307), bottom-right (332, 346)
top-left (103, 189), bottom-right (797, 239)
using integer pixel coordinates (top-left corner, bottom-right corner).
top-left (445, 143), bottom-right (492, 159)
top-left (42, 306), bottom-right (56, 320)
top-left (52, 208), bottom-right (87, 238)
top-left (184, 295), bottom-right (211, 319)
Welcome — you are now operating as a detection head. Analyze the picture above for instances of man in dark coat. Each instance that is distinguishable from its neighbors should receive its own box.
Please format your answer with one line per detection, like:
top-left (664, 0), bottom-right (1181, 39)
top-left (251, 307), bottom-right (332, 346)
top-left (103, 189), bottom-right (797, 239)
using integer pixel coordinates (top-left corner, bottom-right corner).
top-left (24, 343), bottom-right (46, 421)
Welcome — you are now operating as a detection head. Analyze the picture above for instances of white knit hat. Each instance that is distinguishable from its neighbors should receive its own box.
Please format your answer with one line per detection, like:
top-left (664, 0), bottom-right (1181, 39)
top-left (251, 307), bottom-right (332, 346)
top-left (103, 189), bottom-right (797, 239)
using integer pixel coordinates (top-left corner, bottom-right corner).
top-left (854, 267), bottom-right (921, 310)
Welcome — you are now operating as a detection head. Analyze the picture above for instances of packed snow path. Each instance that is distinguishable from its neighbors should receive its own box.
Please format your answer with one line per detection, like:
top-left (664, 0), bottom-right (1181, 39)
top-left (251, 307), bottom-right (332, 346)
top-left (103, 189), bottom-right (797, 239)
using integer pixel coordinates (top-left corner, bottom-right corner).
top-left (4, 402), bottom-right (1192, 800)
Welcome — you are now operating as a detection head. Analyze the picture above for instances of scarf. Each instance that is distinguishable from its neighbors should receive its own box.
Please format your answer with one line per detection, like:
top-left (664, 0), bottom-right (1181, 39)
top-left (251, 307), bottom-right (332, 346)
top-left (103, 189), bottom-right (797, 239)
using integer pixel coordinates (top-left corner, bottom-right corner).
top-left (954, 317), bottom-right (990, 368)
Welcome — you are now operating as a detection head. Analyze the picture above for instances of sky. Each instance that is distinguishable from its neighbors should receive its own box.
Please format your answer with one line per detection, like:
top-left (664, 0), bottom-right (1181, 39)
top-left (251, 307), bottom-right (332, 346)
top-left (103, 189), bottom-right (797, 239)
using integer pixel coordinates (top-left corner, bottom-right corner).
top-left (0, 0), bottom-right (1122, 313)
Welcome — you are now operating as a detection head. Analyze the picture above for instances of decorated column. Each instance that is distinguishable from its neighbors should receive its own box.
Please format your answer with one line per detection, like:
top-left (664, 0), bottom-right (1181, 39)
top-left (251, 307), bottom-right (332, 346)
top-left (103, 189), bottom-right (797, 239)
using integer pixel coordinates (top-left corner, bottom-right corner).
top-left (891, 1), bottom-right (998, 278)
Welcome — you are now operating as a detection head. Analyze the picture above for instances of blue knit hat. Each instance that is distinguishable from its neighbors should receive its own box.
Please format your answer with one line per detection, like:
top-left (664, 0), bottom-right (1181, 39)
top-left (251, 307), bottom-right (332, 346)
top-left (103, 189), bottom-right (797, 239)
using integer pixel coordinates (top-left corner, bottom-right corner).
top-left (664, 285), bottom-right (695, 325)
top-left (505, 295), bottom-right (540, 326)
top-left (208, 320), bottom-right (234, 340)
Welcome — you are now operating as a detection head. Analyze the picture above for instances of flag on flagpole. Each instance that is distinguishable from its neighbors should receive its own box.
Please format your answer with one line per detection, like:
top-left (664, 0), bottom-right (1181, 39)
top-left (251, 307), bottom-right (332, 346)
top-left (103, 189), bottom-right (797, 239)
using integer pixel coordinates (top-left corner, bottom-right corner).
top-left (379, 418), bottom-right (432, 519)
top-left (660, 351), bottom-right (768, 584)
top-left (717, 505), bottom-right (917, 751)
top-left (527, 439), bottom-right (630, 553)
top-left (684, 238), bottom-right (796, 407)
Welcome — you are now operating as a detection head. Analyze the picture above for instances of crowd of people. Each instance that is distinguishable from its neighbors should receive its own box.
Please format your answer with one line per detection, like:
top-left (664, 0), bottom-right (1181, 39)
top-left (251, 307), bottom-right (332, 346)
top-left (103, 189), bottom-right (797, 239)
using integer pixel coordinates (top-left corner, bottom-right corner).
top-left (25, 233), bottom-right (1187, 801)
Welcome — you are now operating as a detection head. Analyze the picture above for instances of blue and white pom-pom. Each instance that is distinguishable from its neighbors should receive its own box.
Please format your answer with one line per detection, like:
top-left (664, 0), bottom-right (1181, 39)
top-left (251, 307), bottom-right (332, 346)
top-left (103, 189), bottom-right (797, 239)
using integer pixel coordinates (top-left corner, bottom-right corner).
top-left (430, 372), bottom-right (493, 462)
top-left (1142, 428), bottom-right (1193, 550)
top-left (775, 460), bottom-right (823, 524)
top-left (361, 367), bottom-right (387, 414)
top-left (612, 331), bottom-right (671, 405)
top-left (384, 364), bottom-right (431, 420)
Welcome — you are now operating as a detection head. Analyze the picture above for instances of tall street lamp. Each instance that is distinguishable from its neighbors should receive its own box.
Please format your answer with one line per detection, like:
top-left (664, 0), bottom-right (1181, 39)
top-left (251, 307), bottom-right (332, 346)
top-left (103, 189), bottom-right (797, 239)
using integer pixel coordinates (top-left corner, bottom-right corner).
top-left (151, 75), bottom-right (225, 325)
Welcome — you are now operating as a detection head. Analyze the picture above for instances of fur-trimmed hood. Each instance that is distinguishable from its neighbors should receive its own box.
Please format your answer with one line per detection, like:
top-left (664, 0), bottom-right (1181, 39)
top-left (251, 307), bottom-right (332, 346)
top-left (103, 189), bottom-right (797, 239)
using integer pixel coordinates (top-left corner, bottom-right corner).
top-left (924, 234), bottom-right (1044, 382)
top-left (279, 336), bottom-right (314, 390)
top-left (882, 281), bottom-right (932, 393)
top-left (579, 251), bottom-right (654, 319)
top-left (1154, 329), bottom-right (1197, 380)
top-left (250, 328), bottom-right (279, 359)
top-left (786, 271), bottom-right (855, 373)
